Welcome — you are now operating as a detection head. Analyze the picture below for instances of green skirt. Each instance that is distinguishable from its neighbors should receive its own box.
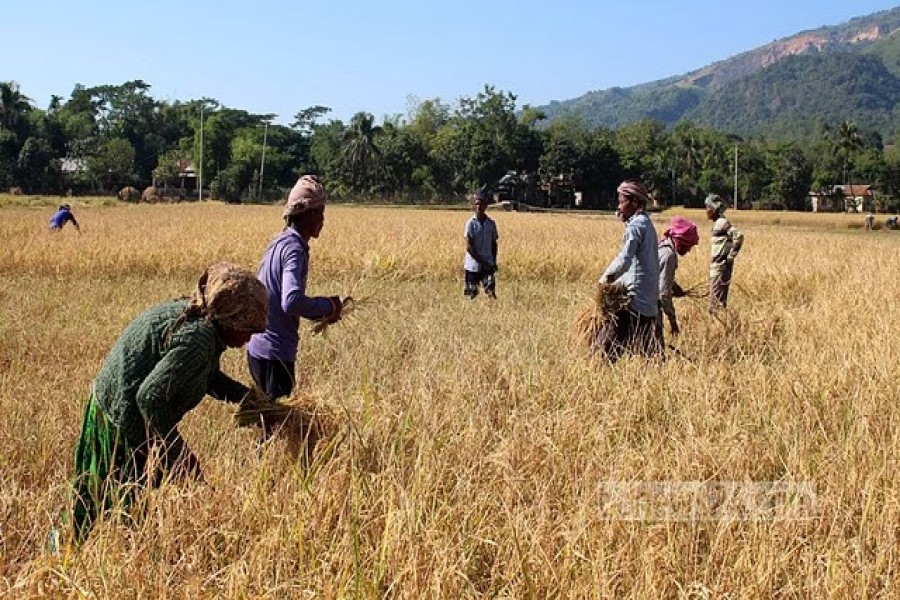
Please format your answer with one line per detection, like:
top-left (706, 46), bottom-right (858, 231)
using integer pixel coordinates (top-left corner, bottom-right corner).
top-left (71, 393), bottom-right (146, 541)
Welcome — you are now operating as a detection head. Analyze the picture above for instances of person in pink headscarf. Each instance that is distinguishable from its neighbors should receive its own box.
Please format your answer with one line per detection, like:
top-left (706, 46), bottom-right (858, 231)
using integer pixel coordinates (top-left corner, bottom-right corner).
top-left (247, 175), bottom-right (344, 400)
top-left (657, 216), bottom-right (699, 343)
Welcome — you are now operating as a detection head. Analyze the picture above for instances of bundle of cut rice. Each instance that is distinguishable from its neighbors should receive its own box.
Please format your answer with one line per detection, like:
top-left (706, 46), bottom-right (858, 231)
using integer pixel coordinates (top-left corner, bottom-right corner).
top-left (312, 296), bottom-right (355, 335)
top-left (571, 282), bottom-right (630, 349)
top-left (234, 390), bottom-right (291, 428)
top-left (234, 389), bottom-right (336, 461)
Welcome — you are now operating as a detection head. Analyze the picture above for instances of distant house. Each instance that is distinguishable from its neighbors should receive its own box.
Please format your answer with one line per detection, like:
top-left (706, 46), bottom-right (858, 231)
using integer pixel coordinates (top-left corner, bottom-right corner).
top-left (153, 160), bottom-right (197, 198)
top-left (59, 158), bottom-right (87, 174)
top-left (175, 160), bottom-right (197, 194)
top-left (809, 184), bottom-right (876, 213)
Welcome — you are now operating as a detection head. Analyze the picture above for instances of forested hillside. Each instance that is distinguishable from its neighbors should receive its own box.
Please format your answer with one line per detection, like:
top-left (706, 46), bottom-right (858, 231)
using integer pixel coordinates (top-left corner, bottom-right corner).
top-left (538, 7), bottom-right (900, 141)
top-left (688, 53), bottom-right (900, 140)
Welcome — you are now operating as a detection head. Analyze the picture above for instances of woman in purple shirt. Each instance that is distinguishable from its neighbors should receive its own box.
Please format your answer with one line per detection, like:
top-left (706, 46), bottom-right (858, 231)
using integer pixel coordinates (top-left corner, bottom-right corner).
top-left (246, 175), bottom-right (343, 399)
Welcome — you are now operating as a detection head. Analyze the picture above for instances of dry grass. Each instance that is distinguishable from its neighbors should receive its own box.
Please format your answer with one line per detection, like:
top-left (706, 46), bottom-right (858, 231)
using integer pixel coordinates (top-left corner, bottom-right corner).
top-left (2, 201), bottom-right (900, 597)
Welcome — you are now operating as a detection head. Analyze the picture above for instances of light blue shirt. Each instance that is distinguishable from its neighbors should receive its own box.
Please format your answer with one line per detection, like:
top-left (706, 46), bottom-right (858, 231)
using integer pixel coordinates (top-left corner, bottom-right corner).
top-left (601, 211), bottom-right (660, 317)
top-left (463, 215), bottom-right (498, 272)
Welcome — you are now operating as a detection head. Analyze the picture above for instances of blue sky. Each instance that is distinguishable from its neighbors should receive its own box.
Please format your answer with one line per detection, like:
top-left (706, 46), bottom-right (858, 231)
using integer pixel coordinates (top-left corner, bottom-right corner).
top-left (3, 1), bottom-right (898, 124)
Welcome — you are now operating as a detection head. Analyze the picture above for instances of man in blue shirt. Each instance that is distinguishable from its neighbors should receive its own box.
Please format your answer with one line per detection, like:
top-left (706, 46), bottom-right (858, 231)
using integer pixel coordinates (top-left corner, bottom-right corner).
top-left (595, 179), bottom-right (661, 361)
top-left (246, 175), bottom-right (343, 399)
top-left (49, 204), bottom-right (80, 232)
top-left (463, 189), bottom-right (499, 299)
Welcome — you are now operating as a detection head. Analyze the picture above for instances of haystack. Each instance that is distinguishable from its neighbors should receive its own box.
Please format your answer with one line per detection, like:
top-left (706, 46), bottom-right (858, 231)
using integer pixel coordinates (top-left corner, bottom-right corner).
top-left (118, 186), bottom-right (140, 202)
top-left (141, 186), bottom-right (160, 203)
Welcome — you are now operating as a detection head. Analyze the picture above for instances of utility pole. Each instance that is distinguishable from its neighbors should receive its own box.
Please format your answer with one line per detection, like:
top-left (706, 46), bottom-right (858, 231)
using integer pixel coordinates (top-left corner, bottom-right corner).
top-left (259, 121), bottom-right (269, 200)
top-left (733, 144), bottom-right (738, 210)
top-left (198, 103), bottom-right (204, 202)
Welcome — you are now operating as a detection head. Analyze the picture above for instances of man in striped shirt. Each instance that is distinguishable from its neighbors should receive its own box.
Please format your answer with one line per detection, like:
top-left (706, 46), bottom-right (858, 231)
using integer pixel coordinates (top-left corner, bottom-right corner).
top-left (705, 194), bottom-right (744, 311)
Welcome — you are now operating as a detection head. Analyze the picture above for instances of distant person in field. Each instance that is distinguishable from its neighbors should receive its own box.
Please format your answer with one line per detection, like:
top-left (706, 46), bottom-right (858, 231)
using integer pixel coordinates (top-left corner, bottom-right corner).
top-left (49, 203), bottom-right (80, 232)
top-left (705, 194), bottom-right (744, 312)
top-left (247, 175), bottom-right (343, 400)
top-left (70, 262), bottom-right (267, 541)
top-left (463, 189), bottom-right (499, 299)
top-left (865, 212), bottom-right (875, 231)
top-left (595, 179), bottom-right (661, 360)
top-left (657, 216), bottom-right (700, 346)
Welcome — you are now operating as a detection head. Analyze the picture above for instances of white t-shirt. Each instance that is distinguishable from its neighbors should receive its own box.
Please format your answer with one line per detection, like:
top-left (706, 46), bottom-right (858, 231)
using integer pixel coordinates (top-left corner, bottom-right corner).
top-left (463, 215), bottom-right (499, 272)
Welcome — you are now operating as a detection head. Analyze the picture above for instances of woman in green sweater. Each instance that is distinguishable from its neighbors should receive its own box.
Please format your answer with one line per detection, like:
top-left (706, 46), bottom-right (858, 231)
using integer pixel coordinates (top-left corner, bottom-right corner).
top-left (71, 262), bottom-right (268, 541)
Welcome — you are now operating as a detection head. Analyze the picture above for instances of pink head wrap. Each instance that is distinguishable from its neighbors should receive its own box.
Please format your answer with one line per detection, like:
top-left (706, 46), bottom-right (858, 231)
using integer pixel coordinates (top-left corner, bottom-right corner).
top-left (662, 216), bottom-right (699, 248)
top-left (283, 175), bottom-right (327, 218)
top-left (616, 180), bottom-right (650, 207)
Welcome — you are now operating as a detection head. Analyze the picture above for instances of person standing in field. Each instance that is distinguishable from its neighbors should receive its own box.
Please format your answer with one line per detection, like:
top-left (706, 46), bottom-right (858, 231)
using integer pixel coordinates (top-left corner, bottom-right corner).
top-left (595, 179), bottom-right (661, 360)
top-left (463, 189), bottom-right (499, 299)
top-left (70, 262), bottom-right (268, 541)
top-left (657, 216), bottom-right (700, 346)
top-left (704, 194), bottom-right (744, 312)
top-left (246, 175), bottom-right (343, 400)
top-left (49, 203), bottom-right (80, 232)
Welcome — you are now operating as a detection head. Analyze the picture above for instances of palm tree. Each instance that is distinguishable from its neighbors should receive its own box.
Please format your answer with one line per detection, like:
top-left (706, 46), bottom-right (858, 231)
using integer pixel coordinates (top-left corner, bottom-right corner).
top-left (0, 81), bottom-right (33, 136)
top-left (342, 112), bottom-right (382, 193)
top-left (832, 121), bottom-right (864, 209)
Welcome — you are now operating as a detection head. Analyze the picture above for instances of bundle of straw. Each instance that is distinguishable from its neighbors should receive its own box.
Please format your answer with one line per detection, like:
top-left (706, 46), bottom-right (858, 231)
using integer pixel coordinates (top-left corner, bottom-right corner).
top-left (312, 296), bottom-right (355, 335)
top-left (234, 389), bottom-right (336, 460)
top-left (571, 282), bottom-right (630, 349)
top-left (234, 389), bottom-right (292, 428)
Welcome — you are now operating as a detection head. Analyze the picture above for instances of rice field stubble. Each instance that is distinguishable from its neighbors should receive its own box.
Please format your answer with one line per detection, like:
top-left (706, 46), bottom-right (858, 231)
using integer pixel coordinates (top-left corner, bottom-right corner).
top-left (1, 202), bottom-right (899, 597)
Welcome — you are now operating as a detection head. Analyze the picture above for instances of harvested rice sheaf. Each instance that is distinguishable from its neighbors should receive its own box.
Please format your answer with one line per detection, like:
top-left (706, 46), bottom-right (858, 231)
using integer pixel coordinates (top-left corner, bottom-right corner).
top-left (234, 389), bottom-right (336, 461)
top-left (571, 282), bottom-right (630, 349)
top-left (312, 296), bottom-right (355, 335)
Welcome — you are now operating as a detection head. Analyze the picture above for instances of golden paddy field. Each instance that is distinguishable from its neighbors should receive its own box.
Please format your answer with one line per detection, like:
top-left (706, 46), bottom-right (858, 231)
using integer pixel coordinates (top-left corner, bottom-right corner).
top-left (1, 199), bottom-right (899, 597)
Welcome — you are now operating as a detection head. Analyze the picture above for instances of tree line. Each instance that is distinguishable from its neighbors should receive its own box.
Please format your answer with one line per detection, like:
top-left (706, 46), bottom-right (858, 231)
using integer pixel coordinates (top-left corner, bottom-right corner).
top-left (2, 79), bottom-right (899, 211)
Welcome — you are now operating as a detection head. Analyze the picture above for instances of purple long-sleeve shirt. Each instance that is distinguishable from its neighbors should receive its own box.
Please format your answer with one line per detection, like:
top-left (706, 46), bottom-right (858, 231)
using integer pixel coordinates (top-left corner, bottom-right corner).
top-left (247, 228), bottom-right (334, 362)
top-left (49, 208), bottom-right (78, 230)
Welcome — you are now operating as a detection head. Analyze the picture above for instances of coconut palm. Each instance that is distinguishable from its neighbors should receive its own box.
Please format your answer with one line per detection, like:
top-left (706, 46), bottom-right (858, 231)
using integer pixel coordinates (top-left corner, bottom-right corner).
top-left (832, 121), bottom-right (864, 204)
top-left (342, 112), bottom-right (382, 192)
top-left (0, 81), bottom-right (32, 136)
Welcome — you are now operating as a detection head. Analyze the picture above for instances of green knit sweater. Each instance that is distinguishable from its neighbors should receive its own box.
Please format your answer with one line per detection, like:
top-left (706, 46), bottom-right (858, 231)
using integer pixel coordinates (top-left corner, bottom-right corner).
top-left (93, 299), bottom-right (249, 450)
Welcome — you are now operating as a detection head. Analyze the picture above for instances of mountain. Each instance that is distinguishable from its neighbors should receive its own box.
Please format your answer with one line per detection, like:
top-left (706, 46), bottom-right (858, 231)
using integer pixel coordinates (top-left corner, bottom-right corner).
top-left (537, 7), bottom-right (900, 140)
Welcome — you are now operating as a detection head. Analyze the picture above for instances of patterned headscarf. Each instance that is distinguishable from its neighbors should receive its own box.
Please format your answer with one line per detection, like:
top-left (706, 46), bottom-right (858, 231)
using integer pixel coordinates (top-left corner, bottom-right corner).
top-left (617, 180), bottom-right (650, 207)
top-left (188, 262), bottom-right (268, 332)
top-left (662, 216), bottom-right (700, 248)
top-left (283, 175), bottom-right (327, 218)
top-left (705, 194), bottom-right (725, 215)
